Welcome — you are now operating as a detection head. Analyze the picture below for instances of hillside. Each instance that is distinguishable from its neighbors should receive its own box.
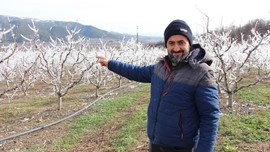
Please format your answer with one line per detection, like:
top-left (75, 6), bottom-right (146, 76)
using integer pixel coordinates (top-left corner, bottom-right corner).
top-left (0, 15), bottom-right (162, 43)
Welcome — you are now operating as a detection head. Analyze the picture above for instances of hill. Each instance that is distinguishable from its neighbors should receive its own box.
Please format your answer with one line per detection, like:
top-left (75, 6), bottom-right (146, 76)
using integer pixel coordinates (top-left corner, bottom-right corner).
top-left (0, 15), bottom-right (162, 43)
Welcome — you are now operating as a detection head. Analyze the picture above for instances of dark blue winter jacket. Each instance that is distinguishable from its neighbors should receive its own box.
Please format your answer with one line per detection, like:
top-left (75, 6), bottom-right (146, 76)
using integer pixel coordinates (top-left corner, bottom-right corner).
top-left (108, 44), bottom-right (220, 152)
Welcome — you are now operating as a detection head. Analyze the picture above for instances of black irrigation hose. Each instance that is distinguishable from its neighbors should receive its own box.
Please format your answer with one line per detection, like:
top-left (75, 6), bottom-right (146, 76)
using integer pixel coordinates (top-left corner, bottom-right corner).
top-left (0, 82), bottom-right (138, 143)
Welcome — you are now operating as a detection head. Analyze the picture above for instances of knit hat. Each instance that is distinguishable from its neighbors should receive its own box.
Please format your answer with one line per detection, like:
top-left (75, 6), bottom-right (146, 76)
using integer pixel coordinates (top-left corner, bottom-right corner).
top-left (164, 19), bottom-right (193, 47)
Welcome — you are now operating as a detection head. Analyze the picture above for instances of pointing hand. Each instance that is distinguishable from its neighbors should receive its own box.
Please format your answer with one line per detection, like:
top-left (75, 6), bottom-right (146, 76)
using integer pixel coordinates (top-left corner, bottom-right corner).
top-left (96, 56), bottom-right (109, 67)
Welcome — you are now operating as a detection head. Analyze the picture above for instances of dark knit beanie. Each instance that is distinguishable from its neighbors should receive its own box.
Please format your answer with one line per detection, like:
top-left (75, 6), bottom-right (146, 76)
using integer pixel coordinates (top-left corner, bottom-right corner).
top-left (164, 19), bottom-right (193, 47)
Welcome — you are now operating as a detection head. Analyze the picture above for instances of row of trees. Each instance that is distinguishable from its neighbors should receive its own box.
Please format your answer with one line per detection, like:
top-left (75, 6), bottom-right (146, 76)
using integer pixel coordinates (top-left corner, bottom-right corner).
top-left (197, 29), bottom-right (270, 107)
top-left (1, 19), bottom-right (270, 111)
top-left (0, 20), bottom-right (165, 110)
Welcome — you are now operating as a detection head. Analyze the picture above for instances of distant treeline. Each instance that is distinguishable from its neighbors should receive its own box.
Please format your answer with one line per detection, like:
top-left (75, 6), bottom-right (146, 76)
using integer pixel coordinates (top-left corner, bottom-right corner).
top-left (218, 19), bottom-right (270, 41)
top-left (146, 19), bottom-right (270, 48)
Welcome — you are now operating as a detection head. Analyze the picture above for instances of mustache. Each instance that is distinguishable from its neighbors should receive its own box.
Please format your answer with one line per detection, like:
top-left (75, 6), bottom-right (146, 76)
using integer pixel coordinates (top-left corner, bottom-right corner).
top-left (171, 49), bottom-right (184, 53)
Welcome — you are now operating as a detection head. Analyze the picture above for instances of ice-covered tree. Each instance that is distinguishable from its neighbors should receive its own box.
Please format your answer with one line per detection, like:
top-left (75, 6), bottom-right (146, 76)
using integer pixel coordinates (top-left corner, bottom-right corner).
top-left (114, 39), bottom-right (144, 87)
top-left (39, 27), bottom-right (94, 110)
top-left (197, 27), bottom-right (270, 107)
top-left (0, 20), bottom-right (39, 99)
top-left (84, 40), bottom-right (116, 97)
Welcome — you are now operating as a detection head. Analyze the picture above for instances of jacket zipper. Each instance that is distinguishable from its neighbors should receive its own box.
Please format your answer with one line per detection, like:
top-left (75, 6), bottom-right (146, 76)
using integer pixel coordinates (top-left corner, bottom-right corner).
top-left (152, 71), bottom-right (176, 140)
top-left (163, 74), bottom-right (176, 96)
top-left (178, 112), bottom-right (184, 139)
top-left (152, 57), bottom-right (174, 140)
top-left (152, 73), bottom-right (170, 140)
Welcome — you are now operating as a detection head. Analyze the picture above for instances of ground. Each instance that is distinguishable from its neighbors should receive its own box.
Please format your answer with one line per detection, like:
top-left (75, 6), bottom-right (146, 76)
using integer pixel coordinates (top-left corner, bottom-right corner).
top-left (0, 82), bottom-right (270, 152)
top-left (0, 82), bottom-right (150, 152)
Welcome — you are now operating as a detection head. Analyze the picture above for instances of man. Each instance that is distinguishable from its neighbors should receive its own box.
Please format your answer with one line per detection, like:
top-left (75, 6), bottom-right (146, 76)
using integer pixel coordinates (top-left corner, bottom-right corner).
top-left (97, 19), bottom-right (220, 152)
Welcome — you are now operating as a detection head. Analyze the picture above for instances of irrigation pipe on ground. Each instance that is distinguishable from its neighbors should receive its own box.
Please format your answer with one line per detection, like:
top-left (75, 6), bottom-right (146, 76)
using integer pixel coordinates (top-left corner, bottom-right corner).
top-left (0, 82), bottom-right (139, 143)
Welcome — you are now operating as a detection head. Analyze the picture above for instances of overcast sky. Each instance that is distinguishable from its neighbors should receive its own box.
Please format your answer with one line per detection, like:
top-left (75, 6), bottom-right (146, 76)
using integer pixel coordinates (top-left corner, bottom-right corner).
top-left (1, 0), bottom-right (270, 36)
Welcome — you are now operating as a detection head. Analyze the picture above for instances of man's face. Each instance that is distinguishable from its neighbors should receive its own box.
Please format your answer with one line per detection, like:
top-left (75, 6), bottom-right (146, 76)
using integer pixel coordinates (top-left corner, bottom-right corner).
top-left (166, 35), bottom-right (190, 66)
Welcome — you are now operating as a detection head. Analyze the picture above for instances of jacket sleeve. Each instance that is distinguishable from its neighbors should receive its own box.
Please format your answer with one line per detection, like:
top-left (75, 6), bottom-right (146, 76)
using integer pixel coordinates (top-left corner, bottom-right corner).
top-left (194, 70), bottom-right (220, 152)
top-left (108, 60), bottom-right (154, 83)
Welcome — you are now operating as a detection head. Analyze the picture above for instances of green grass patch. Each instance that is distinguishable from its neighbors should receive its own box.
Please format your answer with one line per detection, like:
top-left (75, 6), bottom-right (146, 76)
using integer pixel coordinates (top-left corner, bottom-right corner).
top-left (0, 95), bottom-right (54, 127)
top-left (217, 108), bottom-right (270, 151)
top-left (112, 102), bottom-right (148, 151)
top-left (216, 82), bottom-right (270, 151)
top-left (236, 83), bottom-right (270, 105)
top-left (52, 84), bottom-right (150, 151)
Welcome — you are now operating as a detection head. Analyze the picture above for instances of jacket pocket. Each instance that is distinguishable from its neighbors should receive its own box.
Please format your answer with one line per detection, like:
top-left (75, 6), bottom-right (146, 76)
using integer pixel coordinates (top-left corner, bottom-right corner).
top-left (178, 112), bottom-right (184, 140)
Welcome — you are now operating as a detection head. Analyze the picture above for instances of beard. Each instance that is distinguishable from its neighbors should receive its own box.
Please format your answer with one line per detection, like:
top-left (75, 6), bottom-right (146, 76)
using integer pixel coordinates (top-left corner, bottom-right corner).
top-left (168, 51), bottom-right (189, 65)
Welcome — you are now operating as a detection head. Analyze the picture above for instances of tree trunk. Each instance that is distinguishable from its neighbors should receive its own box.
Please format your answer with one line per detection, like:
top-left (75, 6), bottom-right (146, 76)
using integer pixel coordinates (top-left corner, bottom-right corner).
top-left (57, 93), bottom-right (63, 111)
top-left (95, 86), bottom-right (99, 98)
top-left (118, 78), bottom-right (122, 88)
top-left (227, 91), bottom-right (234, 108)
top-left (217, 83), bottom-right (221, 94)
